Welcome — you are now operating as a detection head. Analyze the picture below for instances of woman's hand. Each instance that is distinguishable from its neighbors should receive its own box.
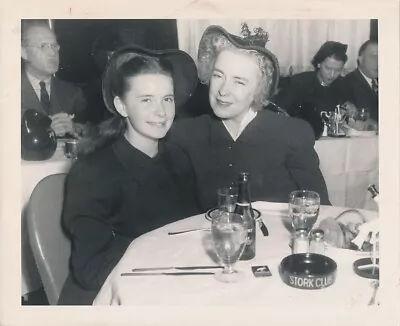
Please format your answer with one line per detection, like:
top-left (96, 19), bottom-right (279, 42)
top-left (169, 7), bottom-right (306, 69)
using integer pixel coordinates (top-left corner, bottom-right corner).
top-left (347, 118), bottom-right (378, 131)
top-left (342, 101), bottom-right (358, 119)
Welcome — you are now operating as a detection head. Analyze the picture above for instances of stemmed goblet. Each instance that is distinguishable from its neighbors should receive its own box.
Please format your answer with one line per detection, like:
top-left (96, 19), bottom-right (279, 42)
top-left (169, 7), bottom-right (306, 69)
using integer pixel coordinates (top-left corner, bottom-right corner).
top-left (289, 190), bottom-right (320, 234)
top-left (211, 211), bottom-right (246, 283)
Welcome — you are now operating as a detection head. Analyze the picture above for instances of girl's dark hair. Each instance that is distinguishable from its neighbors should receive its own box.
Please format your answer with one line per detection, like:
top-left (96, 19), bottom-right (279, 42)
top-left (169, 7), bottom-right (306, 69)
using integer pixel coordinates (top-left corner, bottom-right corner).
top-left (78, 54), bottom-right (173, 156)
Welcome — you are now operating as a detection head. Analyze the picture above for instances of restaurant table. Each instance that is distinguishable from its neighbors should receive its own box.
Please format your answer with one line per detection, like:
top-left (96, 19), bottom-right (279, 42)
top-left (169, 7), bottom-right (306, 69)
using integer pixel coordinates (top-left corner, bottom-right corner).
top-left (21, 141), bottom-right (73, 297)
top-left (93, 201), bottom-right (379, 307)
top-left (315, 135), bottom-right (379, 211)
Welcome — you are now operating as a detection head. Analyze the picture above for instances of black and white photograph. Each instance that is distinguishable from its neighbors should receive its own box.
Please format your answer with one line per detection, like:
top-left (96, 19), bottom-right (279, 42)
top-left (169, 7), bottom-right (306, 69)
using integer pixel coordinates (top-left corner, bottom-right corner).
top-left (1, 1), bottom-right (399, 325)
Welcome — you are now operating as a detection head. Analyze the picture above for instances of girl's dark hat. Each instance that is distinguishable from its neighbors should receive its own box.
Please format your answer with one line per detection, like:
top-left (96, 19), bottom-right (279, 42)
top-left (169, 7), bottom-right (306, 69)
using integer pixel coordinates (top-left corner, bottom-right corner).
top-left (102, 45), bottom-right (198, 114)
top-left (197, 25), bottom-right (280, 100)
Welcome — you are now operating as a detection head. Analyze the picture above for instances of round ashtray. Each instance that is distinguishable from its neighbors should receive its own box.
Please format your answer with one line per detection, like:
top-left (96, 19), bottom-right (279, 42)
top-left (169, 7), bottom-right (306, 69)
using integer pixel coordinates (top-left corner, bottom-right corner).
top-left (353, 258), bottom-right (379, 280)
top-left (205, 207), bottom-right (261, 221)
top-left (279, 253), bottom-right (337, 290)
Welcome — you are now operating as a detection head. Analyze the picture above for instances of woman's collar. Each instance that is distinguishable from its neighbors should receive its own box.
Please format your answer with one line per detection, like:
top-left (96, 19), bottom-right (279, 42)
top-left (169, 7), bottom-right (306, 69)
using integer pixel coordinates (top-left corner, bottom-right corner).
top-left (221, 108), bottom-right (258, 141)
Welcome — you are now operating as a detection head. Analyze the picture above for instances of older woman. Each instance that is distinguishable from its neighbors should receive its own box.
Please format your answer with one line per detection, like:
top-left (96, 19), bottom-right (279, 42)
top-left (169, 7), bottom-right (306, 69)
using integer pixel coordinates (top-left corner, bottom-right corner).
top-left (273, 41), bottom-right (353, 137)
top-left (167, 25), bottom-right (330, 211)
top-left (58, 45), bottom-right (199, 304)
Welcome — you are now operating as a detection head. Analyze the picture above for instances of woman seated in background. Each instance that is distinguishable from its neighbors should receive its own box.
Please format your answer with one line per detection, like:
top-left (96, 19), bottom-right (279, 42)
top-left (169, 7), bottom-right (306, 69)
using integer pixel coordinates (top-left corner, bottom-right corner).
top-left (58, 45), bottom-right (200, 305)
top-left (272, 41), bottom-right (355, 138)
top-left (167, 25), bottom-right (330, 212)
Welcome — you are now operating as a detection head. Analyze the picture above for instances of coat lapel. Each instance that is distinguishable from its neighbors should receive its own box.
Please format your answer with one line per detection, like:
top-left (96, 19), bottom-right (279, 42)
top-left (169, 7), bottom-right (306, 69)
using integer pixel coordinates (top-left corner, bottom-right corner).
top-left (21, 70), bottom-right (46, 115)
top-left (354, 69), bottom-right (377, 101)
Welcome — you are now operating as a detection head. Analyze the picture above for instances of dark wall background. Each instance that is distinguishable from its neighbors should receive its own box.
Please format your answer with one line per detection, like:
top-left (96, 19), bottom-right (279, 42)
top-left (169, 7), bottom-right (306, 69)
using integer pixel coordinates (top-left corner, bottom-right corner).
top-left (370, 19), bottom-right (378, 41)
top-left (54, 19), bottom-right (179, 84)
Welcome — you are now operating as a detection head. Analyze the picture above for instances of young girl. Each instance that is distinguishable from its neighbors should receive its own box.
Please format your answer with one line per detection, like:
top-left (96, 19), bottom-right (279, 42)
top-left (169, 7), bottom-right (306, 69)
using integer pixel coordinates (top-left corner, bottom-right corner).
top-left (58, 45), bottom-right (199, 305)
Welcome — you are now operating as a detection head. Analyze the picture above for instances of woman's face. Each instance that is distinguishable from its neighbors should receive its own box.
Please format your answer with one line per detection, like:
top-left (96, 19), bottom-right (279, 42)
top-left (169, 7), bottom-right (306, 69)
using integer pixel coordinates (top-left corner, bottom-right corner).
top-left (209, 50), bottom-right (261, 122)
top-left (317, 56), bottom-right (345, 86)
top-left (116, 73), bottom-right (175, 143)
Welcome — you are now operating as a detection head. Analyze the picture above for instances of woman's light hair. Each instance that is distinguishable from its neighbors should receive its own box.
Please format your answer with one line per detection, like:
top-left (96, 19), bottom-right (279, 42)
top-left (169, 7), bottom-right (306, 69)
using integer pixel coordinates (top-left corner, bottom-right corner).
top-left (198, 32), bottom-right (275, 110)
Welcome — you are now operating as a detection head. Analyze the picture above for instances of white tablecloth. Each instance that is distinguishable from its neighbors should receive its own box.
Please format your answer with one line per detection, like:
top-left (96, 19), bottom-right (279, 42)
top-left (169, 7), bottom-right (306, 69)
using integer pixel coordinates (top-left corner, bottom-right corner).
top-left (21, 142), bottom-right (73, 296)
top-left (93, 202), bottom-right (379, 307)
top-left (20, 135), bottom-right (378, 296)
top-left (315, 136), bottom-right (379, 210)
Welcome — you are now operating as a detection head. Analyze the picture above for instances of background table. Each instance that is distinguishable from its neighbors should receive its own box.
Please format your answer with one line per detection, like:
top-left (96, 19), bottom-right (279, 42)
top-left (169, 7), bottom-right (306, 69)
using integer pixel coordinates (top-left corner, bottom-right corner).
top-left (94, 202), bottom-right (378, 307)
top-left (21, 141), bottom-right (73, 296)
top-left (315, 136), bottom-right (378, 211)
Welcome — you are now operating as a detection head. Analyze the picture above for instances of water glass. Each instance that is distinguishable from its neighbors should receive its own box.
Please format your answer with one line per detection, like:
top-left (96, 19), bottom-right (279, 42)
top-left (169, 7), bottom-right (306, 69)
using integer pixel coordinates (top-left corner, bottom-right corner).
top-left (64, 139), bottom-right (79, 159)
top-left (212, 211), bottom-right (247, 283)
top-left (217, 186), bottom-right (238, 213)
top-left (289, 190), bottom-right (320, 233)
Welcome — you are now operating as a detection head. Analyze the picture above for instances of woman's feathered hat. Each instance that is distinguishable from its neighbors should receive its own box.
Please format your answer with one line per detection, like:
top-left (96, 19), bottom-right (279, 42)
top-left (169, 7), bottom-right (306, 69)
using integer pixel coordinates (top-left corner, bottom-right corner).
top-left (197, 24), bottom-right (280, 100)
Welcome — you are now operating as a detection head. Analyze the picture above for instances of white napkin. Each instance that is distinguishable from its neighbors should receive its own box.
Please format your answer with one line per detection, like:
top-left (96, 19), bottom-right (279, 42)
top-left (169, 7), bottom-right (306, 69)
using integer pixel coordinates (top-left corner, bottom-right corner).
top-left (351, 218), bottom-right (380, 249)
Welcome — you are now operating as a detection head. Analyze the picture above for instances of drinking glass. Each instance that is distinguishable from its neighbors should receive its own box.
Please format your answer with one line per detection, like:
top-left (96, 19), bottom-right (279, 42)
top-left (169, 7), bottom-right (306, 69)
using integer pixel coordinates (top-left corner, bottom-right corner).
top-left (211, 211), bottom-right (247, 283)
top-left (217, 186), bottom-right (238, 213)
top-left (354, 108), bottom-right (370, 122)
top-left (64, 139), bottom-right (79, 160)
top-left (289, 190), bottom-right (320, 233)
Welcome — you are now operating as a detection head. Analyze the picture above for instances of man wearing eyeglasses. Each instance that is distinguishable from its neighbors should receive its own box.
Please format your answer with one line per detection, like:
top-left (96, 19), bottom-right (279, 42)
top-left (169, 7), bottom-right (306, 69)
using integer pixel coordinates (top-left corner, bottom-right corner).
top-left (21, 20), bottom-right (87, 137)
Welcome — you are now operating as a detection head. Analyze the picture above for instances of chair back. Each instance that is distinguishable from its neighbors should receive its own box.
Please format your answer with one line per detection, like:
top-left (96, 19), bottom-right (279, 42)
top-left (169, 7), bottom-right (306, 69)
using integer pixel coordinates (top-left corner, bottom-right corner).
top-left (27, 173), bottom-right (70, 305)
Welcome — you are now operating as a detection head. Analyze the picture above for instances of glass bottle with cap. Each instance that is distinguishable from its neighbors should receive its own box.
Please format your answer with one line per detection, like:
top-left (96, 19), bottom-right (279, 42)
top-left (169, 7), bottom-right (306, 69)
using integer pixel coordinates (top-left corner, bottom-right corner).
top-left (367, 184), bottom-right (379, 205)
top-left (234, 172), bottom-right (256, 260)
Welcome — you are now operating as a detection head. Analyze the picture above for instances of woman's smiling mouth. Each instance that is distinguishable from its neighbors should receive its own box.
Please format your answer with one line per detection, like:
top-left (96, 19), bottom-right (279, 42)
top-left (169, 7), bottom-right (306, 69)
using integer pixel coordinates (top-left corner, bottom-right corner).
top-left (216, 98), bottom-right (232, 106)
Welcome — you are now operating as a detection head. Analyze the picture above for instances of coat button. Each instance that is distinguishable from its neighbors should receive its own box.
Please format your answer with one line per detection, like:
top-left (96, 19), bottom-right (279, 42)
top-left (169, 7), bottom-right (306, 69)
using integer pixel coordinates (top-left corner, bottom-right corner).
top-left (228, 145), bottom-right (233, 150)
top-left (228, 163), bottom-right (233, 168)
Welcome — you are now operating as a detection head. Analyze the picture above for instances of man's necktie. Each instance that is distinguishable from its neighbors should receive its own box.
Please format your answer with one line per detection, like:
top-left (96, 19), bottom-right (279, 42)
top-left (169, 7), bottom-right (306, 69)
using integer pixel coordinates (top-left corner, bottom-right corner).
top-left (371, 78), bottom-right (378, 95)
top-left (39, 81), bottom-right (51, 114)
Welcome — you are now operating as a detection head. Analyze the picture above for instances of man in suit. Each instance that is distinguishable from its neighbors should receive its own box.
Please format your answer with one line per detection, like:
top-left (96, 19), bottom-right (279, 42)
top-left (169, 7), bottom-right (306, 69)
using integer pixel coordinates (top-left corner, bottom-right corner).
top-left (21, 21), bottom-right (87, 137)
top-left (343, 40), bottom-right (379, 122)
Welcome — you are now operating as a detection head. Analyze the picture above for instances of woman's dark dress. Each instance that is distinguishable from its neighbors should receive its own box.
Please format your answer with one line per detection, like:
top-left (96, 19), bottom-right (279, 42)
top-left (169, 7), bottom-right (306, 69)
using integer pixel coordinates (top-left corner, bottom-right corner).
top-left (273, 71), bottom-right (349, 137)
top-left (274, 71), bottom-right (349, 116)
top-left (167, 110), bottom-right (330, 212)
top-left (57, 136), bottom-right (200, 305)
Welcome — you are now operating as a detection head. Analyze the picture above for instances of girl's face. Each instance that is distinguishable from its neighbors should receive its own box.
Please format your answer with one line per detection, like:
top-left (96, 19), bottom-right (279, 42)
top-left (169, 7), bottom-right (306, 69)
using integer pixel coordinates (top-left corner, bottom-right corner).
top-left (209, 50), bottom-right (261, 123)
top-left (317, 56), bottom-right (345, 86)
top-left (115, 73), bottom-right (175, 144)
